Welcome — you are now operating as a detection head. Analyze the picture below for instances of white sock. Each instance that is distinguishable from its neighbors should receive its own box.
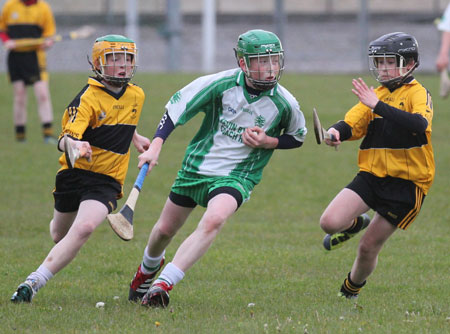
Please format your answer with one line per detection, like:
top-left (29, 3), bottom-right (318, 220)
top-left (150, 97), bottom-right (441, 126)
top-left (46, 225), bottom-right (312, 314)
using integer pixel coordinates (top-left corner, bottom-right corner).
top-left (157, 262), bottom-right (184, 286)
top-left (141, 246), bottom-right (165, 275)
top-left (26, 264), bottom-right (54, 292)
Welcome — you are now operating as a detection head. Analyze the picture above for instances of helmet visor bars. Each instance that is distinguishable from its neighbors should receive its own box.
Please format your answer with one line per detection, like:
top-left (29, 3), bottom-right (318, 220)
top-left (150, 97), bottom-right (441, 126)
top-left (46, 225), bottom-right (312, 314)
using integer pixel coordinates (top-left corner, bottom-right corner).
top-left (244, 51), bottom-right (284, 90)
top-left (98, 46), bottom-right (137, 85)
top-left (368, 54), bottom-right (411, 84)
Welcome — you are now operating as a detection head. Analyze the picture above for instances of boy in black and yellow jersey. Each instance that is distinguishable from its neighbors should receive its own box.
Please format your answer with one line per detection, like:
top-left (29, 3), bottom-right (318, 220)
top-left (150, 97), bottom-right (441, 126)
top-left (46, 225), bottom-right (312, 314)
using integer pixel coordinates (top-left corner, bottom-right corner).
top-left (0, 0), bottom-right (57, 143)
top-left (319, 32), bottom-right (435, 299)
top-left (11, 35), bottom-right (150, 303)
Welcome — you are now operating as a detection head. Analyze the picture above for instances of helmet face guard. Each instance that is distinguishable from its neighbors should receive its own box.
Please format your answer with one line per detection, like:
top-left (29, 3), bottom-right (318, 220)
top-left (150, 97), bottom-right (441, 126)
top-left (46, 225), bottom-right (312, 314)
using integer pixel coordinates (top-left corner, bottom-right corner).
top-left (368, 54), bottom-right (415, 86)
top-left (368, 32), bottom-right (419, 90)
top-left (91, 35), bottom-right (137, 87)
top-left (242, 52), bottom-right (284, 91)
top-left (234, 29), bottom-right (284, 91)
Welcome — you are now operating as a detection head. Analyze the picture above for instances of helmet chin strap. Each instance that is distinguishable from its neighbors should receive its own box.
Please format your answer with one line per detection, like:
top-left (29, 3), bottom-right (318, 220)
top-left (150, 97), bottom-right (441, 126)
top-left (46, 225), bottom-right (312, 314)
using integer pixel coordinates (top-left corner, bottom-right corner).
top-left (22, 0), bottom-right (37, 5)
top-left (103, 78), bottom-right (127, 88)
top-left (88, 56), bottom-right (133, 88)
top-left (243, 66), bottom-right (277, 91)
top-left (247, 78), bottom-right (277, 91)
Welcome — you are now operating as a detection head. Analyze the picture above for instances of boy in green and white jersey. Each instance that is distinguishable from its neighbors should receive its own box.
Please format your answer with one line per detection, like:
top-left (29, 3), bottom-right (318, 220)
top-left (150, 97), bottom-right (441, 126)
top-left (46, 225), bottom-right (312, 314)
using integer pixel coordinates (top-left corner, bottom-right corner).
top-left (128, 29), bottom-right (307, 307)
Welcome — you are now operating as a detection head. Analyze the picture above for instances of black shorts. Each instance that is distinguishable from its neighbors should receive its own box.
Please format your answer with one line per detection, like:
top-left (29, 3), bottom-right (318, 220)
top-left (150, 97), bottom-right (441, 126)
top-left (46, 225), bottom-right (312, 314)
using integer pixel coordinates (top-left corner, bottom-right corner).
top-left (53, 169), bottom-right (122, 214)
top-left (169, 186), bottom-right (243, 209)
top-left (7, 51), bottom-right (41, 85)
top-left (346, 171), bottom-right (425, 230)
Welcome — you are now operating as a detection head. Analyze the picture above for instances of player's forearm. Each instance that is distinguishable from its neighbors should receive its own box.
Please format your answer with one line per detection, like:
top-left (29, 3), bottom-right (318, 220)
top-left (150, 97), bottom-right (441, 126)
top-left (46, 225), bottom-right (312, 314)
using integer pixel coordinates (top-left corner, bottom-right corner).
top-left (153, 111), bottom-right (175, 142)
top-left (260, 135), bottom-right (279, 149)
top-left (373, 101), bottom-right (428, 133)
top-left (439, 31), bottom-right (450, 56)
top-left (275, 134), bottom-right (303, 149)
top-left (147, 137), bottom-right (164, 158)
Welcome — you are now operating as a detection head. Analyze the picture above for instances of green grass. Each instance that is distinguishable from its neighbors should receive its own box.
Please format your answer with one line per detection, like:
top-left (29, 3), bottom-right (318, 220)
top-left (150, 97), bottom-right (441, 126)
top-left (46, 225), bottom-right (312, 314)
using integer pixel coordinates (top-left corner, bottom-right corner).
top-left (0, 72), bottom-right (448, 334)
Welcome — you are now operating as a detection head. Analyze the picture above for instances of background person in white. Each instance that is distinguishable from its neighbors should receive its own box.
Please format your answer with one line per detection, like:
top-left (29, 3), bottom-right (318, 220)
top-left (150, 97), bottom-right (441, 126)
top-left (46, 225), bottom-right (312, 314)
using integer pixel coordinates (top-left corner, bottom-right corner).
top-left (128, 29), bottom-right (307, 308)
top-left (435, 3), bottom-right (450, 97)
top-left (436, 4), bottom-right (450, 71)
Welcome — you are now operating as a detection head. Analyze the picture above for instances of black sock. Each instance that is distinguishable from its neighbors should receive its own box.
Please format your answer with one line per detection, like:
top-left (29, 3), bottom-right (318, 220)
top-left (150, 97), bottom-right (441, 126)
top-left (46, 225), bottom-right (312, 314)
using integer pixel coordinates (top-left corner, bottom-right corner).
top-left (16, 125), bottom-right (26, 141)
top-left (42, 122), bottom-right (53, 138)
top-left (341, 272), bottom-right (366, 297)
top-left (345, 216), bottom-right (365, 234)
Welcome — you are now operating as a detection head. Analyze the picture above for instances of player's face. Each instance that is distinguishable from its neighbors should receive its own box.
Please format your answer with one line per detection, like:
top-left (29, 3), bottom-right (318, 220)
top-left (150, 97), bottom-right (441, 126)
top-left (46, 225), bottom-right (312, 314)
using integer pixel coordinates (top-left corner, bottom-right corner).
top-left (247, 54), bottom-right (281, 82)
top-left (371, 55), bottom-right (416, 82)
top-left (104, 52), bottom-right (134, 79)
top-left (373, 55), bottom-right (399, 81)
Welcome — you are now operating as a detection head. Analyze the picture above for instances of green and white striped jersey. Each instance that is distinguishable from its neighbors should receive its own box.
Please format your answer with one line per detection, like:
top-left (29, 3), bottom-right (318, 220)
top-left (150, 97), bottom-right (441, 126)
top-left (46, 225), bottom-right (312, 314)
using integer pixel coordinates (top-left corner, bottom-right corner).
top-left (166, 68), bottom-right (307, 186)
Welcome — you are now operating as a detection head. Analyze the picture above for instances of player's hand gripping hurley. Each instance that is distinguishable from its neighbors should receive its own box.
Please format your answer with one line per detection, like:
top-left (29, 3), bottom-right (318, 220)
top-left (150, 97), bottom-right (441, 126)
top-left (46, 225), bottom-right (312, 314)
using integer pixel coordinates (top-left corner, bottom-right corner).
top-left (313, 108), bottom-right (338, 149)
top-left (63, 134), bottom-right (91, 168)
top-left (107, 163), bottom-right (149, 241)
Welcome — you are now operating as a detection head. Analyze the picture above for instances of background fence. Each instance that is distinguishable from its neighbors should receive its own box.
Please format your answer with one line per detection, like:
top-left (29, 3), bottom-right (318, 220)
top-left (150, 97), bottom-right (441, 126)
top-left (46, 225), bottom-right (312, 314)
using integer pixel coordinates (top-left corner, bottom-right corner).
top-left (0, 0), bottom-right (448, 73)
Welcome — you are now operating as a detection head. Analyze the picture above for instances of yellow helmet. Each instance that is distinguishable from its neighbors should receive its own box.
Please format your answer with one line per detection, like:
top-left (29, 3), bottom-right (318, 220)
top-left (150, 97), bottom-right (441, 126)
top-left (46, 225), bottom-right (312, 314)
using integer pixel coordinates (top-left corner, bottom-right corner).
top-left (91, 34), bottom-right (137, 86)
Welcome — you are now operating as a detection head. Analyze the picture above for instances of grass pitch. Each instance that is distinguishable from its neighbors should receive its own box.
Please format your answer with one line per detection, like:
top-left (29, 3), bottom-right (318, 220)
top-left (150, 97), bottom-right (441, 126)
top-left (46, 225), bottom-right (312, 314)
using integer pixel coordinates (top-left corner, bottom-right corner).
top-left (0, 72), bottom-right (448, 334)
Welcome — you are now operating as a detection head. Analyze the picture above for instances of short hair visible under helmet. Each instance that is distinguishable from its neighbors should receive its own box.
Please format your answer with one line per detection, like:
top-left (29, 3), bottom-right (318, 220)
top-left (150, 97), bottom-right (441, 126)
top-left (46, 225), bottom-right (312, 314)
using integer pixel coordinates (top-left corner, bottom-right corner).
top-left (368, 32), bottom-right (419, 90)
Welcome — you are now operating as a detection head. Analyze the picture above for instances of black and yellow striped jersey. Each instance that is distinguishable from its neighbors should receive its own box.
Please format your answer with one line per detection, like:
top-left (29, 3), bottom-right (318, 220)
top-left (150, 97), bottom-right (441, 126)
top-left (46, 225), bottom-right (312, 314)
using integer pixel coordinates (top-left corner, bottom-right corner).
top-left (0, 0), bottom-right (55, 52)
top-left (58, 77), bottom-right (146, 195)
top-left (343, 79), bottom-right (434, 194)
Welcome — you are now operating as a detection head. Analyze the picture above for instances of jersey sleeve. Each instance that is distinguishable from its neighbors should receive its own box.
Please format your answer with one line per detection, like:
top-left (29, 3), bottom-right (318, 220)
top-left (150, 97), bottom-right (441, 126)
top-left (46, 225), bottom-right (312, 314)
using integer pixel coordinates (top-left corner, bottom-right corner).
top-left (60, 91), bottom-right (94, 140)
top-left (153, 111), bottom-right (175, 140)
top-left (0, 1), bottom-right (11, 32)
top-left (438, 4), bottom-right (450, 32)
top-left (41, 2), bottom-right (56, 38)
top-left (410, 84), bottom-right (433, 130)
top-left (284, 102), bottom-right (307, 142)
top-left (278, 86), bottom-right (307, 142)
top-left (343, 101), bottom-right (372, 140)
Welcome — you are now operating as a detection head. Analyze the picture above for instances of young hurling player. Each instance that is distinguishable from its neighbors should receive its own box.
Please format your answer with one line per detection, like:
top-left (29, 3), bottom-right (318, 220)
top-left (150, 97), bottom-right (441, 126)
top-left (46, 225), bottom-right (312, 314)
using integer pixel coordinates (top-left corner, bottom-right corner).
top-left (11, 35), bottom-right (150, 303)
top-left (0, 0), bottom-right (57, 143)
top-left (128, 29), bottom-right (307, 308)
top-left (319, 32), bottom-right (434, 299)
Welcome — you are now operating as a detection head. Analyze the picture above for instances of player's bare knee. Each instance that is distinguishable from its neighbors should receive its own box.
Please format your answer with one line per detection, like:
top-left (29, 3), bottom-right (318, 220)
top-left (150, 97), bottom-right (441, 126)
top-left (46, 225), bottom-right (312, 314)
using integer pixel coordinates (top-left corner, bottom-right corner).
top-left (155, 223), bottom-right (177, 240)
top-left (36, 93), bottom-right (50, 105)
top-left (50, 230), bottom-right (63, 243)
top-left (52, 234), bottom-right (64, 244)
top-left (49, 220), bottom-right (61, 243)
top-left (202, 214), bottom-right (226, 234)
top-left (14, 86), bottom-right (26, 97)
top-left (357, 238), bottom-right (378, 259)
top-left (14, 95), bottom-right (26, 108)
top-left (71, 221), bottom-right (97, 240)
top-left (319, 213), bottom-right (337, 234)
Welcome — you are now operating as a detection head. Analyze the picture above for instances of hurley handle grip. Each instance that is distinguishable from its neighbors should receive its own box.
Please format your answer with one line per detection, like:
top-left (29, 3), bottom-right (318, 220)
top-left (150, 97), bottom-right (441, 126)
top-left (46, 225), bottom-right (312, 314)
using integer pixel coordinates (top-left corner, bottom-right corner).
top-left (134, 163), bottom-right (149, 191)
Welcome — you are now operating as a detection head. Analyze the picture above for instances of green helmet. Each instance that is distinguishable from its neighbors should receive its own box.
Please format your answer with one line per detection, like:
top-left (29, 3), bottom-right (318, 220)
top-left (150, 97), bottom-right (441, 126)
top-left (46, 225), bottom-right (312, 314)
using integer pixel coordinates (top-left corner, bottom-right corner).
top-left (234, 29), bottom-right (284, 90)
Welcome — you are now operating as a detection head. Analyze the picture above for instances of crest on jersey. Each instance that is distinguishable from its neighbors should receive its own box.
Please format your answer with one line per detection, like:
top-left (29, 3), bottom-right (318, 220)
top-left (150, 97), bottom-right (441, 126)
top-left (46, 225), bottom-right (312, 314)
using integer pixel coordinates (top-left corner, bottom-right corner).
top-left (98, 111), bottom-right (106, 121)
top-left (255, 115), bottom-right (265, 127)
